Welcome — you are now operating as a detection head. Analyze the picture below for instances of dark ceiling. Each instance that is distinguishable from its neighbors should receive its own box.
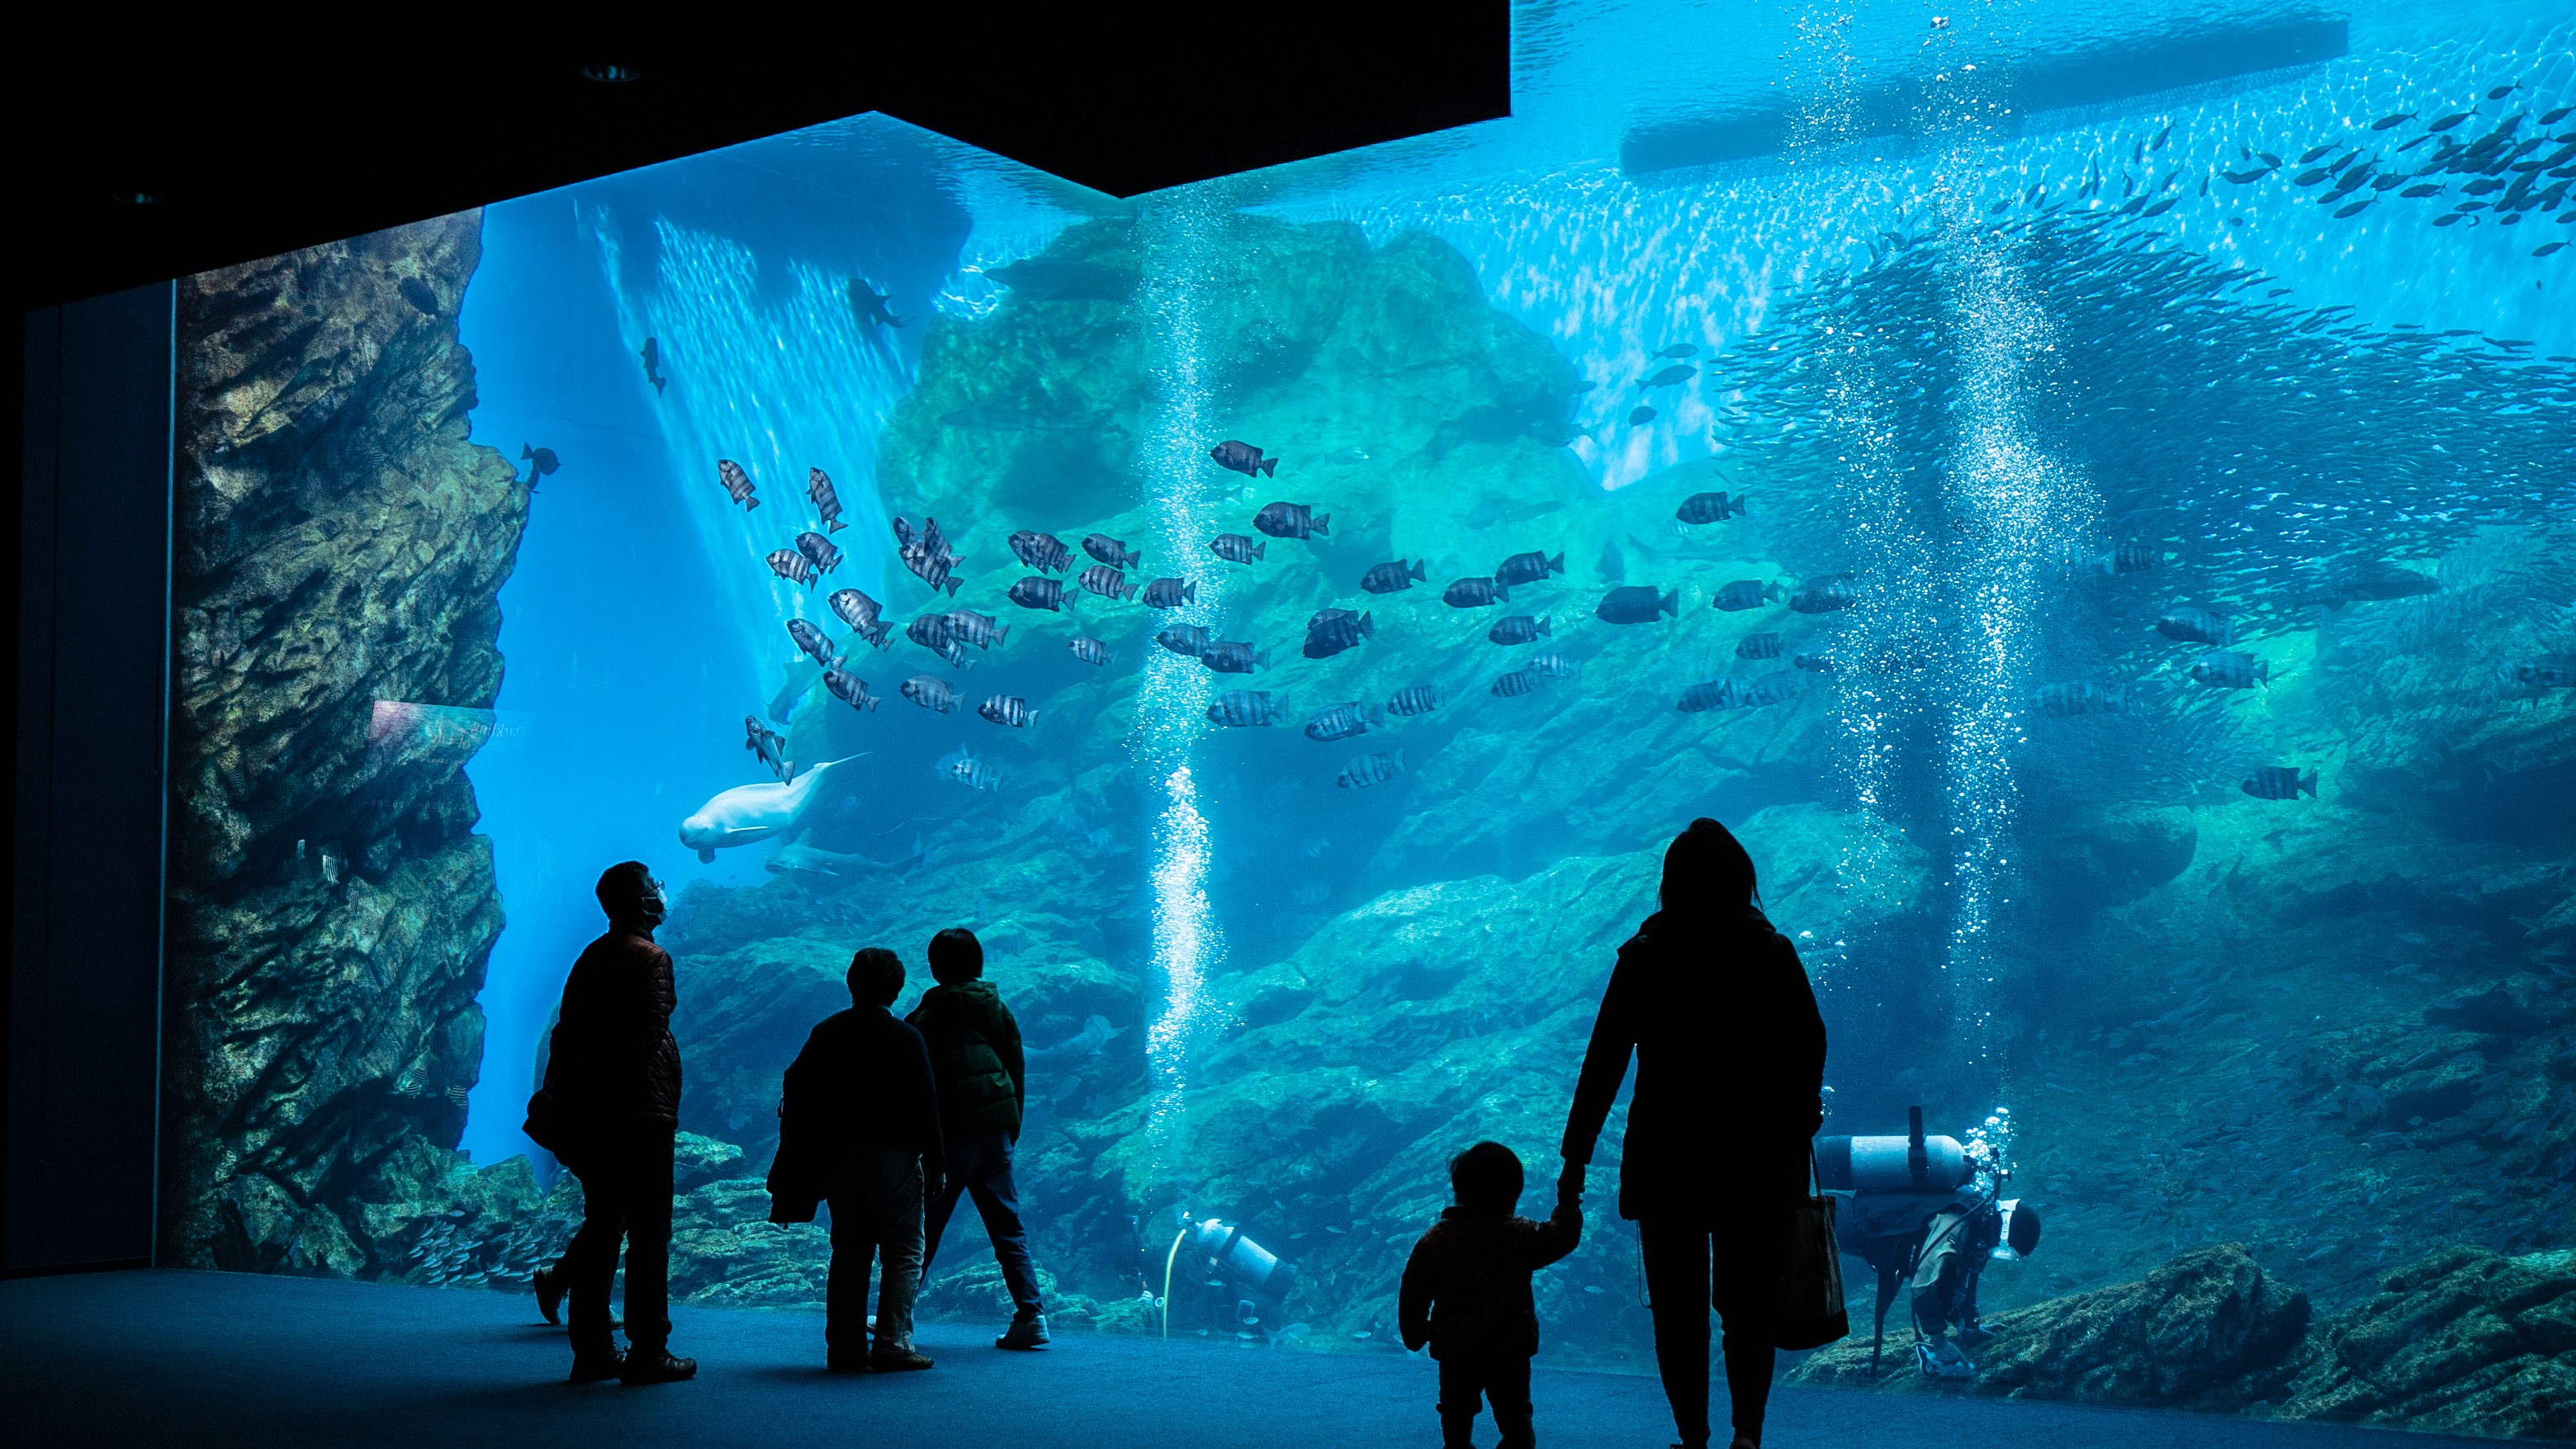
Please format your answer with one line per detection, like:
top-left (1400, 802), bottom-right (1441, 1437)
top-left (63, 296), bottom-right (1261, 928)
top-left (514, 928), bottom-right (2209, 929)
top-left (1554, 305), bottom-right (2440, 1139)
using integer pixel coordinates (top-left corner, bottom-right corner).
top-left (13, 9), bottom-right (1510, 315)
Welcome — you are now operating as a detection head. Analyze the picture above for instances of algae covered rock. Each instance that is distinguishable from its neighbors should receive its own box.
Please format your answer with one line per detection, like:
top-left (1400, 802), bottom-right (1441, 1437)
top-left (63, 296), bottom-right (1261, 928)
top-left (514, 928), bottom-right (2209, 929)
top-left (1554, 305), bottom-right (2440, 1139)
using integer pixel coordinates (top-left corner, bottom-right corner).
top-left (163, 211), bottom-right (528, 1276)
top-left (1793, 1243), bottom-right (2310, 1409)
top-left (2273, 1245), bottom-right (2576, 1438)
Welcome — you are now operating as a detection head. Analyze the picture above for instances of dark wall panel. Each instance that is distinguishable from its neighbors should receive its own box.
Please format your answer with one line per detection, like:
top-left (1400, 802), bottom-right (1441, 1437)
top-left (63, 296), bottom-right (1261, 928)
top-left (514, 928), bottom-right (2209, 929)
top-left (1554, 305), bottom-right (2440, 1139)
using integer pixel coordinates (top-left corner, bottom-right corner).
top-left (7, 283), bottom-right (173, 1273)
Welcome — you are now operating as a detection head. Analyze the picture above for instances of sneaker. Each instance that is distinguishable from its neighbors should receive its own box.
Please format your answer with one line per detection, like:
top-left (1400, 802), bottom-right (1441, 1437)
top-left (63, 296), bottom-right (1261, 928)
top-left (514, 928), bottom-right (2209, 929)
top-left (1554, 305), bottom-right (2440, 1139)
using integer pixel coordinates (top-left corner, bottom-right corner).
top-left (621, 1350), bottom-right (698, 1385)
top-left (996, 1313), bottom-right (1049, 1350)
top-left (567, 1346), bottom-right (624, 1383)
top-left (870, 1346), bottom-right (935, 1371)
top-left (534, 1265), bottom-right (565, 1326)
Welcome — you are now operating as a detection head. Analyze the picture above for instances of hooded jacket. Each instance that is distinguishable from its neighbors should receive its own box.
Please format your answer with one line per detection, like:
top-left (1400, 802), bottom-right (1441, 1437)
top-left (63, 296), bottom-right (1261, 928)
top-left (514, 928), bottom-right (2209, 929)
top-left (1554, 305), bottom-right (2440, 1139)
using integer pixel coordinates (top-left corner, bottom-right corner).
top-left (907, 979), bottom-right (1024, 1138)
top-left (525, 926), bottom-right (683, 1153)
top-left (1560, 906), bottom-right (1825, 1219)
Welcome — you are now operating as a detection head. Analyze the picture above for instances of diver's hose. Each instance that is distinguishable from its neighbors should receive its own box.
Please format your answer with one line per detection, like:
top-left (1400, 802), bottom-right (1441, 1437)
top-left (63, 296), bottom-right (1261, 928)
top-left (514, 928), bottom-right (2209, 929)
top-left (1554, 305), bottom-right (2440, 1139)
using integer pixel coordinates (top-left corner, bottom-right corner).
top-left (1160, 1228), bottom-right (1190, 1339)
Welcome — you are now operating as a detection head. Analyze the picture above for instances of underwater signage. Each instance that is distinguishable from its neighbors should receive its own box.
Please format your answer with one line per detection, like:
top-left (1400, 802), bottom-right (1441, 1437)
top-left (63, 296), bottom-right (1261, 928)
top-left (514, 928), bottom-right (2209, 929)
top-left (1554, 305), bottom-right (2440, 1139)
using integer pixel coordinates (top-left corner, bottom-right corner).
top-left (151, 2), bottom-right (2570, 1436)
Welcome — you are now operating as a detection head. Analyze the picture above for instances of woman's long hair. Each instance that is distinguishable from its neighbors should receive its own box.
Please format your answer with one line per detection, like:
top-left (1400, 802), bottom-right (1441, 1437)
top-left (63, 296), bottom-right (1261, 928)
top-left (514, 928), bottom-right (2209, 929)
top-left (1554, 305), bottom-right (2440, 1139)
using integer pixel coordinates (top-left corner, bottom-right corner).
top-left (1657, 817), bottom-right (1763, 918)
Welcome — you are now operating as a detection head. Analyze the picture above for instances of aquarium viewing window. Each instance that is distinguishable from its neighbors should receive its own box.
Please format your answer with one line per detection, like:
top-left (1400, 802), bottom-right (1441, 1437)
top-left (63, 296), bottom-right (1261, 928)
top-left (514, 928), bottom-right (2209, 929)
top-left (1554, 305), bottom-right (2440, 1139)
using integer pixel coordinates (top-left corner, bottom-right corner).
top-left (126, 1), bottom-right (2571, 1435)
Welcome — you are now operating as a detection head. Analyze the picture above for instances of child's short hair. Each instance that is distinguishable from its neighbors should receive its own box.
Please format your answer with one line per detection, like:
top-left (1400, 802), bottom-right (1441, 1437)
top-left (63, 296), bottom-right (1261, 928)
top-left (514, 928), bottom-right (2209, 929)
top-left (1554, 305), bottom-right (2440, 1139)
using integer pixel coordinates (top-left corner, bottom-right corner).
top-left (847, 947), bottom-right (905, 1006)
top-left (1450, 1140), bottom-right (1523, 1215)
top-left (928, 927), bottom-right (984, 984)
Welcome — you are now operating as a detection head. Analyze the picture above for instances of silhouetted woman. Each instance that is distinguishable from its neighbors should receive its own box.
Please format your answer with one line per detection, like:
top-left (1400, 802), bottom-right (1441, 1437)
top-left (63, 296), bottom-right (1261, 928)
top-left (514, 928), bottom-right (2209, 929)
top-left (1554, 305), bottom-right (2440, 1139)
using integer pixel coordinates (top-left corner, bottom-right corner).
top-left (1560, 818), bottom-right (1826, 1449)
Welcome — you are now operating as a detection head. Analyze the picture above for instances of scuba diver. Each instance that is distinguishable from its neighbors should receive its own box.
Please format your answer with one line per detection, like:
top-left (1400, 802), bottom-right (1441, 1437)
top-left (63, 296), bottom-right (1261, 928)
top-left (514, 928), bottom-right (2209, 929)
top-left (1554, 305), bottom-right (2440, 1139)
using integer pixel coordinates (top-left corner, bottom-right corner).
top-left (1819, 1108), bottom-right (2042, 1380)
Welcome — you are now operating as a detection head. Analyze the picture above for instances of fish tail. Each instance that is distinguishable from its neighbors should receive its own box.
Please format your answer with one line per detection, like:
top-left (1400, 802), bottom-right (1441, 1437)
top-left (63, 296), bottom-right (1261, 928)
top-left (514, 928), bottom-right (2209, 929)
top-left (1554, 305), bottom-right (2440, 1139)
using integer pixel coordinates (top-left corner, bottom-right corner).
top-left (1409, 560), bottom-right (1426, 581)
top-left (1394, 748), bottom-right (1407, 773)
top-left (1548, 552), bottom-right (1565, 573)
top-left (1184, 580), bottom-right (1197, 603)
top-left (747, 497), bottom-right (760, 510)
top-left (1496, 581), bottom-right (1510, 602)
top-left (1660, 589), bottom-right (1679, 618)
top-left (1313, 513), bottom-right (1328, 536)
top-left (1261, 457), bottom-right (1278, 476)
top-left (520, 443), bottom-right (533, 458)
top-left (2300, 770), bottom-right (2318, 798)
top-left (1253, 541), bottom-right (1267, 561)
top-left (826, 520), bottom-right (845, 532)
top-left (1538, 616), bottom-right (1551, 637)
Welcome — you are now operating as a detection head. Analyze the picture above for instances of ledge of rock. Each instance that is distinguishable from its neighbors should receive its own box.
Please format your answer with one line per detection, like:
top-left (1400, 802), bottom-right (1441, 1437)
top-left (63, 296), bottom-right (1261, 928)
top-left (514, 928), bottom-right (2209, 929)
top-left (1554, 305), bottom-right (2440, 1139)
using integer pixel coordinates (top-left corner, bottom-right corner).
top-left (1792, 1243), bottom-right (2310, 1410)
top-left (2271, 1245), bottom-right (2576, 1439)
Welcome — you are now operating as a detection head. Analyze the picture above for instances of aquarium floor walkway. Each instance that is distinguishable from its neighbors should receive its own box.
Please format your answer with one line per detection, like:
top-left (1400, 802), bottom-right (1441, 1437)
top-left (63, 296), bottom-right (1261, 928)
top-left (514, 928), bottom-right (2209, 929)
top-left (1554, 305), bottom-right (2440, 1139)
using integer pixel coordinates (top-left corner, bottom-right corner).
top-left (1, 1270), bottom-right (2479, 1448)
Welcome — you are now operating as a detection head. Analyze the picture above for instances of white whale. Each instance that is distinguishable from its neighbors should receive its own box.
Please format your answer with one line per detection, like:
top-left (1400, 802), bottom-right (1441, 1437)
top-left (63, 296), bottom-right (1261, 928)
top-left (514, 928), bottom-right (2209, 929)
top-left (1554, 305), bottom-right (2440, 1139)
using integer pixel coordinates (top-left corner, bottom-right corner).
top-left (680, 756), bottom-right (855, 864)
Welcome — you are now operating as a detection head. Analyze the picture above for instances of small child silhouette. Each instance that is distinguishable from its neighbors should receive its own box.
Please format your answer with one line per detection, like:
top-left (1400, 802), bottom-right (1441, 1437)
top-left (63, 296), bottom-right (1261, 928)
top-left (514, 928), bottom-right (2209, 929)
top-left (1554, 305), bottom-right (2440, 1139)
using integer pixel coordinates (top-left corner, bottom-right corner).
top-left (1399, 1141), bottom-right (1583, 1449)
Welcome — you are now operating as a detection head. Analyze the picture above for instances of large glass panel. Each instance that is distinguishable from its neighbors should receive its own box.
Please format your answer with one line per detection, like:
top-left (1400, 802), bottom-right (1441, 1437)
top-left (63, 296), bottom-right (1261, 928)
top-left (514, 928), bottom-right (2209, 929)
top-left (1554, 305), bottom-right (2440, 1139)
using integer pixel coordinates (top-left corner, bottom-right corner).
top-left (163, 4), bottom-right (2572, 1434)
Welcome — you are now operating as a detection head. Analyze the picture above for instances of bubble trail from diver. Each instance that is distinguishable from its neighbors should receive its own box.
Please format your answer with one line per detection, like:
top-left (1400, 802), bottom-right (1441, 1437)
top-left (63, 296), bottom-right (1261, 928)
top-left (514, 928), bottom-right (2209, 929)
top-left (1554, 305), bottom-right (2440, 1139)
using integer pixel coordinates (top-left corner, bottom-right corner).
top-left (1923, 13), bottom-right (2099, 1077)
top-left (1135, 188), bottom-right (1235, 1197)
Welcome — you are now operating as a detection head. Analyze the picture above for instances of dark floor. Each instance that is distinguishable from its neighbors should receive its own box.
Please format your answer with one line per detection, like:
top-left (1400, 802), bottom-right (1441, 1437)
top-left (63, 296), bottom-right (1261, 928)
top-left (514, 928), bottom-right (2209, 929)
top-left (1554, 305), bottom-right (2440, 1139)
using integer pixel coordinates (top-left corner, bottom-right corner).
top-left (0, 1270), bottom-right (2483, 1448)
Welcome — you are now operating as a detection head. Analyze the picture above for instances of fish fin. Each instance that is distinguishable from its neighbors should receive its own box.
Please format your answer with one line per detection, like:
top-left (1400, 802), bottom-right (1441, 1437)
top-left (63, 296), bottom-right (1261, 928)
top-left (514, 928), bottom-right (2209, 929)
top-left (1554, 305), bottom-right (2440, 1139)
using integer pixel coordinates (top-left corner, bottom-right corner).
top-left (1409, 560), bottom-right (1426, 581)
top-left (1539, 617), bottom-right (1551, 636)
top-left (1394, 748), bottom-right (1407, 772)
top-left (747, 497), bottom-right (760, 510)
top-left (1261, 457), bottom-right (1278, 476)
top-left (1549, 552), bottom-right (1565, 573)
top-left (520, 443), bottom-right (533, 458)
top-left (697, 849), bottom-right (716, 864)
top-left (2301, 771), bottom-right (2318, 798)
top-left (1660, 589), bottom-right (1679, 617)
top-left (1496, 581), bottom-right (1511, 602)
top-left (1253, 541), bottom-right (1267, 561)
top-left (826, 520), bottom-right (845, 532)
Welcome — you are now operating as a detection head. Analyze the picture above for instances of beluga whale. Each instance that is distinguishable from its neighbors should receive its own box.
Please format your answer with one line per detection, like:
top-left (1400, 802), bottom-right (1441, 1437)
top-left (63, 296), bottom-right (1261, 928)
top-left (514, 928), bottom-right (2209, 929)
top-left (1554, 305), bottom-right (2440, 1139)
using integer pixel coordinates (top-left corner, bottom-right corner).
top-left (679, 756), bottom-right (859, 864)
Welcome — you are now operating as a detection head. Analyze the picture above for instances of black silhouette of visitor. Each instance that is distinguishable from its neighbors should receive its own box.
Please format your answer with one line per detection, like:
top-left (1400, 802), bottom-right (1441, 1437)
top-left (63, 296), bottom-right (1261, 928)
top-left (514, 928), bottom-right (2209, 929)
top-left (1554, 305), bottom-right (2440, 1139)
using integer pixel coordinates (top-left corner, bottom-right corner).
top-left (908, 927), bottom-right (1050, 1348)
top-left (767, 946), bottom-right (948, 1371)
top-left (1560, 819), bottom-right (1827, 1449)
top-left (1399, 1140), bottom-right (1583, 1449)
top-left (522, 861), bottom-right (697, 1384)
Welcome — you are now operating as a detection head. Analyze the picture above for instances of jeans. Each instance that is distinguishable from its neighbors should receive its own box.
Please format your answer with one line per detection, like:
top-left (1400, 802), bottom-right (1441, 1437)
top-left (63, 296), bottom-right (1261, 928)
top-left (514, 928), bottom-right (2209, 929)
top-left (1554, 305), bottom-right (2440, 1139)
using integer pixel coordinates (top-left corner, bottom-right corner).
top-left (560, 1131), bottom-right (676, 1355)
top-left (920, 1130), bottom-right (1042, 1315)
top-left (1641, 1214), bottom-right (1788, 1447)
top-left (827, 1148), bottom-right (925, 1356)
top-left (1437, 1354), bottom-right (1534, 1449)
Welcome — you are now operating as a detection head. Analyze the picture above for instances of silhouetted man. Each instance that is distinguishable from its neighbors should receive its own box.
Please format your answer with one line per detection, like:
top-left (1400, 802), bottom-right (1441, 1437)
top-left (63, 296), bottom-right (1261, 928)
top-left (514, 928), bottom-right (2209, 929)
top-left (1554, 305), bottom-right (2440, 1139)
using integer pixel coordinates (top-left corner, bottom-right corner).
top-left (523, 862), bottom-right (696, 1384)
top-left (909, 927), bottom-right (1049, 1348)
top-left (769, 947), bottom-right (946, 1371)
top-left (1562, 819), bottom-right (1826, 1449)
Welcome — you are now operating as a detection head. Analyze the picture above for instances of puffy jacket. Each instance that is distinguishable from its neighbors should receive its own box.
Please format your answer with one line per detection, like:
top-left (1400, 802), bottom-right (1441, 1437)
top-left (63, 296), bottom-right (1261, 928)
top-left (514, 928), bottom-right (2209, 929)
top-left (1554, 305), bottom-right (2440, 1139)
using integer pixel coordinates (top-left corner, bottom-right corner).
top-left (526, 927), bottom-right (682, 1152)
top-left (907, 980), bottom-right (1023, 1137)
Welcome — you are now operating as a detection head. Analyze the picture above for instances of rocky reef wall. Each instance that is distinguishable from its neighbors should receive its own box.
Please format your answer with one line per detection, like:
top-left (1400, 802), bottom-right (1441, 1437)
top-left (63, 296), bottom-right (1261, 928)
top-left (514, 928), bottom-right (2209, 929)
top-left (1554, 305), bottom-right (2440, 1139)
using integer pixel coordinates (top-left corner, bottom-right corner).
top-left (1792, 1243), bottom-right (2576, 1437)
top-left (162, 213), bottom-right (528, 1273)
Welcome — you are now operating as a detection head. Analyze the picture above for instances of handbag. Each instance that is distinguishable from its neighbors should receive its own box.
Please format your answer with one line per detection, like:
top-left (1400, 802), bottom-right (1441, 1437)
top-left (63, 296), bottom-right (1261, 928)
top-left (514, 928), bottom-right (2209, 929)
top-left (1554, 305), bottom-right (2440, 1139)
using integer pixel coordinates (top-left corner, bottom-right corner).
top-left (1773, 1145), bottom-right (1851, 1351)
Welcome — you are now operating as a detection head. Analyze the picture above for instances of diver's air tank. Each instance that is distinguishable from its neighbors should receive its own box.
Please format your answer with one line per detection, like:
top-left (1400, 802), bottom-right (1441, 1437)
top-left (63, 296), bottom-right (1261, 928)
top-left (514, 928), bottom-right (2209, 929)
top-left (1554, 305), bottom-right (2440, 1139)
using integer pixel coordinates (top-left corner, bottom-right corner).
top-left (1812, 1105), bottom-right (1973, 1191)
top-left (1188, 1217), bottom-right (1299, 1300)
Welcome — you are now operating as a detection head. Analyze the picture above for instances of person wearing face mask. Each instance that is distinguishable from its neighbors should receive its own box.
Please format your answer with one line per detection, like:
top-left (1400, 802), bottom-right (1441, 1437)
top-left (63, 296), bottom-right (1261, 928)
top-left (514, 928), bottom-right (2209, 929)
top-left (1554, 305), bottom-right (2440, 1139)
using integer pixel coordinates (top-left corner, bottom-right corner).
top-left (524, 861), bottom-right (696, 1385)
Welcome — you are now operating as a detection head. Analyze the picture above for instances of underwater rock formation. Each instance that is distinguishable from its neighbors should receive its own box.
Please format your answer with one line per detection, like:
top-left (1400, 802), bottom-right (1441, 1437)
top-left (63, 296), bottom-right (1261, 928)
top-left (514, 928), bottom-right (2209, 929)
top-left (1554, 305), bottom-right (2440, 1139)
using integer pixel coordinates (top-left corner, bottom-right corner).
top-left (163, 212), bottom-right (528, 1273)
top-left (2271, 1244), bottom-right (2576, 1437)
top-left (1796, 1243), bottom-right (2312, 1408)
top-left (1793, 1241), bottom-right (2576, 1437)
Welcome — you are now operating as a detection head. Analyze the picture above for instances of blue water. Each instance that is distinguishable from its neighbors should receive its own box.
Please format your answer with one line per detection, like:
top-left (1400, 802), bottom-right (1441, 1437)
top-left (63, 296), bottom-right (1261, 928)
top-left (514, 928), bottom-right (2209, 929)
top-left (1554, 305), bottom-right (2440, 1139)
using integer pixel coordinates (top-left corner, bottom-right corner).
top-left (437, 2), bottom-right (2576, 1375)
